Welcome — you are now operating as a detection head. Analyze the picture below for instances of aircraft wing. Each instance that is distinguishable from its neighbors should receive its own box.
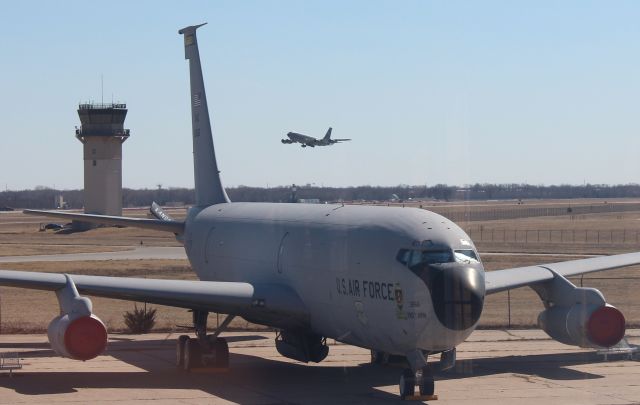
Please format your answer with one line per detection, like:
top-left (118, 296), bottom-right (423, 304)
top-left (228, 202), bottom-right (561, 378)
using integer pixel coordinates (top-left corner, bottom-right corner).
top-left (0, 270), bottom-right (308, 326)
top-left (484, 251), bottom-right (640, 294)
top-left (24, 209), bottom-right (184, 234)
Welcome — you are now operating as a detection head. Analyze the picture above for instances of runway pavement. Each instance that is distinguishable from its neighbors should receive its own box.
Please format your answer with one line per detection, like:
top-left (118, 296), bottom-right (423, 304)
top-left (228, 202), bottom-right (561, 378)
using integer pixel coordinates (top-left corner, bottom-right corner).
top-left (0, 247), bottom-right (588, 264)
top-left (1, 330), bottom-right (638, 404)
top-left (0, 246), bottom-right (187, 263)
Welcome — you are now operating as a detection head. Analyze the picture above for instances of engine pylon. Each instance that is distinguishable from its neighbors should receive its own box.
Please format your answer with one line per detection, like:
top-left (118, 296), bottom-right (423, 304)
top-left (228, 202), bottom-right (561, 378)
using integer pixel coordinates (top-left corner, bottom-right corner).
top-left (47, 275), bottom-right (108, 360)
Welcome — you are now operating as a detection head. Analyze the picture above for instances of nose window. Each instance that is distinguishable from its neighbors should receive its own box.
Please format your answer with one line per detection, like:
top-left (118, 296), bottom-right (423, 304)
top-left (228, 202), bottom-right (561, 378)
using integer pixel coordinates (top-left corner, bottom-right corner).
top-left (454, 249), bottom-right (479, 264)
top-left (397, 248), bottom-right (454, 269)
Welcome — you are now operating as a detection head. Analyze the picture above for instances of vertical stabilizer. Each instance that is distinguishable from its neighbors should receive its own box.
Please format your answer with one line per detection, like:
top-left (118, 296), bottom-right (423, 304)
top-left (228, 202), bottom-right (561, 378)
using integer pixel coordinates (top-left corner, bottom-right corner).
top-left (323, 127), bottom-right (333, 140)
top-left (178, 23), bottom-right (230, 206)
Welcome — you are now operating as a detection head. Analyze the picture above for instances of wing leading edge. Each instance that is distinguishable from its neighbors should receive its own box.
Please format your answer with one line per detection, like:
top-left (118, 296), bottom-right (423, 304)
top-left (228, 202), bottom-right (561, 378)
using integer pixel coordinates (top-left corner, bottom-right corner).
top-left (23, 209), bottom-right (184, 234)
top-left (484, 251), bottom-right (640, 294)
top-left (0, 270), bottom-right (308, 328)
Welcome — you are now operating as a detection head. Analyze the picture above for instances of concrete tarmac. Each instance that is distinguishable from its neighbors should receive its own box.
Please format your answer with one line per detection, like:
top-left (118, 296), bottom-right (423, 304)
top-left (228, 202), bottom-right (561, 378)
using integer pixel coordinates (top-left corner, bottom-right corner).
top-left (1, 330), bottom-right (639, 404)
top-left (0, 246), bottom-right (187, 263)
top-left (0, 248), bottom-right (592, 264)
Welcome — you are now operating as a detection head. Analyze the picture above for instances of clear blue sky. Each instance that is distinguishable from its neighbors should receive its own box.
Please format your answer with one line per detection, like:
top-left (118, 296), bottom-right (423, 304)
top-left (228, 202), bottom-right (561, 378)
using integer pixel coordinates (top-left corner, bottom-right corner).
top-left (1, 1), bottom-right (639, 190)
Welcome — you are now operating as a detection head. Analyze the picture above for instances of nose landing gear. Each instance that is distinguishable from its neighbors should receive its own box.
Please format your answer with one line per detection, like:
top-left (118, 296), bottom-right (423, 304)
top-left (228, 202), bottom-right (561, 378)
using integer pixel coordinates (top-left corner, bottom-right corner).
top-left (399, 365), bottom-right (435, 400)
top-left (400, 349), bottom-right (437, 401)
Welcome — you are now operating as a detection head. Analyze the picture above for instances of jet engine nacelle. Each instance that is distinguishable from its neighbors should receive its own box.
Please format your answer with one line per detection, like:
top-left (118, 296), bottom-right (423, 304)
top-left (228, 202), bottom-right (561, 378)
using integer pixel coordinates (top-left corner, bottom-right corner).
top-left (538, 303), bottom-right (625, 348)
top-left (47, 275), bottom-right (108, 361)
top-left (281, 139), bottom-right (294, 144)
top-left (48, 312), bottom-right (108, 360)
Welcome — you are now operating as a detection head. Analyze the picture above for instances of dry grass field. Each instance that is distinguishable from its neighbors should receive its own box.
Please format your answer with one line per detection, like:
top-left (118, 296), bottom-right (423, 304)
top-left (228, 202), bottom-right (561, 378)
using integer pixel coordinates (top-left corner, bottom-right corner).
top-left (395, 196), bottom-right (640, 211)
top-left (1, 199), bottom-right (640, 333)
top-left (1, 208), bottom-right (220, 332)
top-left (0, 209), bottom-right (184, 257)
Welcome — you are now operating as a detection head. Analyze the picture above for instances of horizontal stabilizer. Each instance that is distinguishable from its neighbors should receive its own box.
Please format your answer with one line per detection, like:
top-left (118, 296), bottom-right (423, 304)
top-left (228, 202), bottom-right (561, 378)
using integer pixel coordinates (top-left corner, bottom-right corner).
top-left (150, 202), bottom-right (175, 222)
top-left (23, 209), bottom-right (184, 234)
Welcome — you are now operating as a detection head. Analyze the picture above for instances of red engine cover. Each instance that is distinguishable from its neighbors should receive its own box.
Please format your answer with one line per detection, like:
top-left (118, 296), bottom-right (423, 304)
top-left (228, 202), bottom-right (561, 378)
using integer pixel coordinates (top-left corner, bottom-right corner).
top-left (64, 316), bottom-right (108, 361)
top-left (587, 305), bottom-right (626, 348)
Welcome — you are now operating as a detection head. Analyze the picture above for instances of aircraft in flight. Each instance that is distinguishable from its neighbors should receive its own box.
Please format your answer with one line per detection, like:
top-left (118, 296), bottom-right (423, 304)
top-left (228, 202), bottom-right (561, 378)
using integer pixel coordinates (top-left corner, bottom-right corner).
top-left (281, 127), bottom-right (351, 147)
top-left (1, 23), bottom-right (638, 400)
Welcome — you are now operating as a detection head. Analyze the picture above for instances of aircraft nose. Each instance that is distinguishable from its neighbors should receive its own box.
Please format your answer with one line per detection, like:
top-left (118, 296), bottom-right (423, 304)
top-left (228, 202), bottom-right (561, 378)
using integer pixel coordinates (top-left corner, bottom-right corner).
top-left (430, 265), bottom-right (485, 330)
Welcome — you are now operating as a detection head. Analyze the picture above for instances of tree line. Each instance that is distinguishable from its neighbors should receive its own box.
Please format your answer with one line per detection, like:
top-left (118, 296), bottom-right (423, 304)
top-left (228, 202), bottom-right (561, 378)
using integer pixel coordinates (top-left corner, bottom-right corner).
top-left (2, 183), bottom-right (640, 209)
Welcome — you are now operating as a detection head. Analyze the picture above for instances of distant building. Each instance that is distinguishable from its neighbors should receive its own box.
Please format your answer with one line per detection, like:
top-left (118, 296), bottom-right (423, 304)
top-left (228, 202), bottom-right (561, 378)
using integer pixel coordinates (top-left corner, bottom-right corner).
top-left (75, 103), bottom-right (130, 217)
top-left (54, 194), bottom-right (68, 209)
top-left (298, 198), bottom-right (321, 204)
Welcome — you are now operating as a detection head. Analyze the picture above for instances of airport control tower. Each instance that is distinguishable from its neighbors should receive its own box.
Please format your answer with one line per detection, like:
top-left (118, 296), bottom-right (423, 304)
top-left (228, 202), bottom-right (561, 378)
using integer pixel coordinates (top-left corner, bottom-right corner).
top-left (75, 103), bottom-right (130, 217)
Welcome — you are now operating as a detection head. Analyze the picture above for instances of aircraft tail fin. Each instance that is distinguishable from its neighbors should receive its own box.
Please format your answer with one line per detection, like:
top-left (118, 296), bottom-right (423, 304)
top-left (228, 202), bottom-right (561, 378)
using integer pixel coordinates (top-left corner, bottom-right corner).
top-left (178, 23), bottom-right (230, 206)
top-left (322, 127), bottom-right (333, 140)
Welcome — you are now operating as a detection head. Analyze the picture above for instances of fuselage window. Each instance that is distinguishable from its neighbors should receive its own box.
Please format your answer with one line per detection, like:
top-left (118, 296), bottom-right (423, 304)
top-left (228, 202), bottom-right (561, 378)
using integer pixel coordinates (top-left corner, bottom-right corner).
top-left (454, 249), bottom-right (480, 264)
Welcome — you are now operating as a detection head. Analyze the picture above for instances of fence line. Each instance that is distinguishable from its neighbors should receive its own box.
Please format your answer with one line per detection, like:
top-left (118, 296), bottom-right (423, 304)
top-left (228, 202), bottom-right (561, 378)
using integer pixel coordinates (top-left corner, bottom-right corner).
top-left (465, 228), bottom-right (640, 245)
top-left (434, 202), bottom-right (640, 222)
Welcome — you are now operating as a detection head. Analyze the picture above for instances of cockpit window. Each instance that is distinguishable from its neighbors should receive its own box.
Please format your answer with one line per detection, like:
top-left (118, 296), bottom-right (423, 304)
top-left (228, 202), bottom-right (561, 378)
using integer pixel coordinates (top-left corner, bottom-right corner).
top-left (454, 249), bottom-right (480, 264)
top-left (420, 250), bottom-right (454, 265)
top-left (396, 248), bottom-right (454, 268)
top-left (397, 248), bottom-right (480, 268)
top-left (396, 249), bottom-right (412, 265)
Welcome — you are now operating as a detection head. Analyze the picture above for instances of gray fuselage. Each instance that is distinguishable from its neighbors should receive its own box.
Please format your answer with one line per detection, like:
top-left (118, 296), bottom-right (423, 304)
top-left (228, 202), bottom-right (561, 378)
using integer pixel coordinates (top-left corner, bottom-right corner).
top-left (286, 132), bottom-right (326, 146)
top-left (183, 202), bottom-right (485, 355)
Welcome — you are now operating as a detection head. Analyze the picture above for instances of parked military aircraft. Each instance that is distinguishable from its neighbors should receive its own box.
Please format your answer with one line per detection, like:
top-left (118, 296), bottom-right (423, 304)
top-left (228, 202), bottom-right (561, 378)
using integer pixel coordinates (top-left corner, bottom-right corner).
top-left (282, 127), bottom-right (351, 147)
top-left (1, 24), bottom-right (638, 400)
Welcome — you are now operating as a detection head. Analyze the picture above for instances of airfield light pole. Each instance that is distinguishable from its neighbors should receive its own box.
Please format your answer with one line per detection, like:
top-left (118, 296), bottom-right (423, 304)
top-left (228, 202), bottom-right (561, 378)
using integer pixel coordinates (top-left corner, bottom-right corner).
top-left (75, 103), bottom-right (130, 226)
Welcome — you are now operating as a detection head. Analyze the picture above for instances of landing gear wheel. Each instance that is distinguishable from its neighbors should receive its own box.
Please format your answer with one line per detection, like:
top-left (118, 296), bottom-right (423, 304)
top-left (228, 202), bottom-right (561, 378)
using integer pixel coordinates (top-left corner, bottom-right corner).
top-left (418, 365), bottom-right (434, 396)
top-left (204, 335), bottom-right (229, 368)
top-left (183, 338), bottom-right (202, 371)
top-left (399, 368), bottom-right (416, 400)
top-left (176, 335), bottom-right (190, 367)
top-left (213, 337), bottom-right (229, 368)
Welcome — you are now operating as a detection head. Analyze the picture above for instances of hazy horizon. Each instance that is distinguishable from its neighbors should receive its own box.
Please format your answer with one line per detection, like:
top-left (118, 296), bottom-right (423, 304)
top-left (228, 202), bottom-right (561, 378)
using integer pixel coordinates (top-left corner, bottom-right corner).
top-left (4, 182), bottom-right (640, 193)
